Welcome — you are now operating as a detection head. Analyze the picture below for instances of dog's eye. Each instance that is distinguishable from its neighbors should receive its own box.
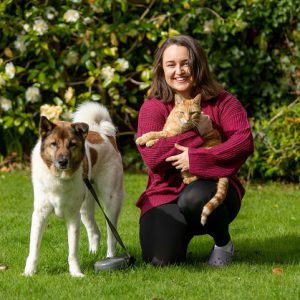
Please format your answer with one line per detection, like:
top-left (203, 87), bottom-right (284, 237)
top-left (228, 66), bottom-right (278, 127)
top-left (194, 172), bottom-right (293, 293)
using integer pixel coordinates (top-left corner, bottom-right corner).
top-left (50, 142), bottom-right (57, 148)
top-left (69, 141), bottom-right (77, 148)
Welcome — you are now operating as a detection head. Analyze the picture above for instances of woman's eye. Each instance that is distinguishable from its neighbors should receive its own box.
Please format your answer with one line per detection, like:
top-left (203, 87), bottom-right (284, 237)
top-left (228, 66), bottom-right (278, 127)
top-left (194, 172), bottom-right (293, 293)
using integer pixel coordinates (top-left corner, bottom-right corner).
top-left (50, 142), bottom-right (57, 148)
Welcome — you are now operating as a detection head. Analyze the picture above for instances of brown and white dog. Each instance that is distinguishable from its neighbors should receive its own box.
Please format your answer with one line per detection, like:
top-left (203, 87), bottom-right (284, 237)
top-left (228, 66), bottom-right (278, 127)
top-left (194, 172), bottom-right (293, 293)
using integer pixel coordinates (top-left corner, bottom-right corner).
top-left (24, 102), bottom-right (124, 277)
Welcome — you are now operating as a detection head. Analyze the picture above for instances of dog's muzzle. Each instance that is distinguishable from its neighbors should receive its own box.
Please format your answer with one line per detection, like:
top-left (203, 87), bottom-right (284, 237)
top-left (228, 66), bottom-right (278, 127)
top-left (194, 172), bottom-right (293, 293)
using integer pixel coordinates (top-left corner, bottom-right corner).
top-left (56, 156), bottom-right (69, 169)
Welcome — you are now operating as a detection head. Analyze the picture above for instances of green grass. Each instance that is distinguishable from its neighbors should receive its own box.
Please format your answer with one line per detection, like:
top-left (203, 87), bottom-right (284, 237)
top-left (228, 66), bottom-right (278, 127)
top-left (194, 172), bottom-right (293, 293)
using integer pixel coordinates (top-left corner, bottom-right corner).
top-left (0, 171), bottom-right (299, 300)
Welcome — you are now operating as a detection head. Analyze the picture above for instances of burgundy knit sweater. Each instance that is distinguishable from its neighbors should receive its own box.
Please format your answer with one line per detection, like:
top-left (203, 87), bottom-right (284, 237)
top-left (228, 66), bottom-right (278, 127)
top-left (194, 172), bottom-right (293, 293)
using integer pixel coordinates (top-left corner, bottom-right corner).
top-left (136, 90), bottom-right (254, 217)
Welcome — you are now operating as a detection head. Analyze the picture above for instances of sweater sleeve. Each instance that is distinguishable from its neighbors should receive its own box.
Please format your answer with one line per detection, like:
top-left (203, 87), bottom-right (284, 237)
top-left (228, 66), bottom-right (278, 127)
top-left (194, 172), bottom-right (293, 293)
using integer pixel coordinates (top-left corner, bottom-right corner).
top-left (137, 98), bottom-right (204, 172)
top-left (189, 93), bottom-right (254, 178)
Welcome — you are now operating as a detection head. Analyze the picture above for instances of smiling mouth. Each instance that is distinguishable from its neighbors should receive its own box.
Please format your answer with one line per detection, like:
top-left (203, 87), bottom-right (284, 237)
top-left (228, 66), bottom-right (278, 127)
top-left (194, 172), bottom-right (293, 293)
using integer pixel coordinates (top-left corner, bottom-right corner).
top-left (174, 77), bottom-right (189, 83)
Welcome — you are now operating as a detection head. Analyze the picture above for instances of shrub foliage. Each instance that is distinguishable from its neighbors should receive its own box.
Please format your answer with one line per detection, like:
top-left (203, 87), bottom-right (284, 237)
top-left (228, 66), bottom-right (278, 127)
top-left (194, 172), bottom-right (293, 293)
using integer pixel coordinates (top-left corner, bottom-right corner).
top-left (0, 0), bottom-right (299, 181)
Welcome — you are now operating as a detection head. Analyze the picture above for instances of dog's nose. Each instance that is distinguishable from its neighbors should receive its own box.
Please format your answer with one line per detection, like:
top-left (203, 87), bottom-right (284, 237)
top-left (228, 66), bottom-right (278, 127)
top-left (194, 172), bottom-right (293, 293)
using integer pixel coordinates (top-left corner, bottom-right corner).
top-left (58, 156), bottom-right (69, 168)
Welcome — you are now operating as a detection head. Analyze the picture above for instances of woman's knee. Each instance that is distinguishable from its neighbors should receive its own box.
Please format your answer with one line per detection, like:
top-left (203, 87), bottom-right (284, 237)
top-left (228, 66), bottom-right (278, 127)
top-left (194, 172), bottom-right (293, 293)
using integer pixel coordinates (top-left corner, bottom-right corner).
top-left (139, 203), bottom-right (190, 266)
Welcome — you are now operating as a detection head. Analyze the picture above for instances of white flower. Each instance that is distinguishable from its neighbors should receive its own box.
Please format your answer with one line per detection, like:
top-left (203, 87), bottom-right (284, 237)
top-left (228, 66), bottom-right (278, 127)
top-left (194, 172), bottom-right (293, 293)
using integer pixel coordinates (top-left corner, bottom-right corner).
top-left (25, 86), bottom-right (41, 103)
top-left (64, 9), bottom-right (80, 23)
top-left (23, 24), bottom-right (30, 32)
top-left (203, 20), bottom-right (214, 33)
top-left (33, 19), bottom-right (48, 35)
top-left (65, 51), bottom-right (79, 66)
top-left (64, 87), bottom-right (75, 103)
top-left (25, 11), bottom-right (32, 18)
top-left (101, 66), bottom-right (115, 81)
top-left (40, 104), bottom-right (63, 121)
top-left (61, 110), bottom-right (73, 121)
top-left (83, 17), bottom-right (92, 25)
top-left (115, 58), bottom-right (129, 72)
top-left (5, 62), bottom-right (16, 79)
top-left (45, 7), bottom-right (58, 20)
top-left (14, 35), bottom-right (26, 52)
top-left (0, 74), bottom-right (5, 86)
top-left (71, 0), bottom-right (82, 3)
top-left (0, 97), bottom-right (12, 111)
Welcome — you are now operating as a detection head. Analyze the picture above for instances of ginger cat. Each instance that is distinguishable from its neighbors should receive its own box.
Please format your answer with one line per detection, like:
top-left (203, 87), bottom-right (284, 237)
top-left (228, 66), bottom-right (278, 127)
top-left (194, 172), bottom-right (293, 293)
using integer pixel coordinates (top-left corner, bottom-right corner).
top-left (136, 94), bottom-right (229, 226)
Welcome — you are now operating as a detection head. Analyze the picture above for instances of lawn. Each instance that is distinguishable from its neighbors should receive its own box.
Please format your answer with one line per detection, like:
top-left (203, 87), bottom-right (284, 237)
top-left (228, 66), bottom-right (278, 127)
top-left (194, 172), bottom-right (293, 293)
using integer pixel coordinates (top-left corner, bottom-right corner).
top-left (0, 171), bottom-right (299, 300)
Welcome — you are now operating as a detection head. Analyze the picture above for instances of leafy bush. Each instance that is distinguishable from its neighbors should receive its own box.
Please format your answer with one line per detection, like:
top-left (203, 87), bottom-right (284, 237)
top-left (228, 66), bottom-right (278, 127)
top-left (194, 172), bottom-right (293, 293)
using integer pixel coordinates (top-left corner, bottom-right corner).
top-left (0, 0), bottom-right (299, 180)
top-left (241, 98), bottom-right (300, 182)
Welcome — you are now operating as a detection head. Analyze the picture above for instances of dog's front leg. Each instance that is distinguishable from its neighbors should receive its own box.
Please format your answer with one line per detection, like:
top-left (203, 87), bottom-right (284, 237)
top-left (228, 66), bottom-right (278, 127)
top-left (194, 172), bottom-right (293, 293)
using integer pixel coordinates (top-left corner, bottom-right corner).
top-left (24, 209), bottom-right (50, 276)
top-left (67, 214), bottom-right (84, 277)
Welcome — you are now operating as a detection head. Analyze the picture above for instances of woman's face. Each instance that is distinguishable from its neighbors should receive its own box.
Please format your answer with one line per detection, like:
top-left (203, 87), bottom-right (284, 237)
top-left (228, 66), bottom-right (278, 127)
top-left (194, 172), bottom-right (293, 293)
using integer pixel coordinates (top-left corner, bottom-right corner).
top-left (162, 45), bottom-right (194, 99)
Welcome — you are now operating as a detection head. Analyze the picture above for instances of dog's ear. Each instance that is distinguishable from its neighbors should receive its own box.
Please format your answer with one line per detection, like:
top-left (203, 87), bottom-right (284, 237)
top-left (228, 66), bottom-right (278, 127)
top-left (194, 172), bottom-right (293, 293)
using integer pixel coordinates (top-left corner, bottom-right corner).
top-left (40, 116), bottom-right (56, 140)
top-left (72, 122), bottom-right (89, 140)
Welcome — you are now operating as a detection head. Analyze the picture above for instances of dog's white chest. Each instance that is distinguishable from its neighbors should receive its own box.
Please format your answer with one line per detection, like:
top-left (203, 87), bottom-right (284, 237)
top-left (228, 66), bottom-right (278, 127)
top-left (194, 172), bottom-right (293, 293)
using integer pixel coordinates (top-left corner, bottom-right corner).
top-left (33, 161), bottom-right (86, 219)
top-left (50, 191), bottom-right (83, 218)
top-left (47, 179), bottom-right (85, 218)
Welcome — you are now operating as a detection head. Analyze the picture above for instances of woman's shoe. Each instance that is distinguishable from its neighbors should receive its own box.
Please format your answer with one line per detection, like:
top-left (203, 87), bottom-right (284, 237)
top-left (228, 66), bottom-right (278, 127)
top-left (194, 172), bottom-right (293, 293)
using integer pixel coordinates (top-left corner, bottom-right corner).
top-left (208, 242), bottom-right (234, 267)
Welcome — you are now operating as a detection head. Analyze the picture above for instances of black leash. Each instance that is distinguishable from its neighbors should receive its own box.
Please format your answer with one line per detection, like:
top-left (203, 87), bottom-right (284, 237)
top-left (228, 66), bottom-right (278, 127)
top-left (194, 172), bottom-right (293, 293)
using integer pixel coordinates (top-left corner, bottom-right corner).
top-left (83, 177), bottom-right (133, 260)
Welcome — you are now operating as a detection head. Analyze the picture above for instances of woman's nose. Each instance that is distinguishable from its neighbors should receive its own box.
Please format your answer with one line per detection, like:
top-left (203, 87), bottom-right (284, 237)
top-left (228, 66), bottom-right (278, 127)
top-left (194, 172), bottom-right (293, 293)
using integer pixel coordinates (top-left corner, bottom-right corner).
top-left (175, 65), bottom-right (184, 74)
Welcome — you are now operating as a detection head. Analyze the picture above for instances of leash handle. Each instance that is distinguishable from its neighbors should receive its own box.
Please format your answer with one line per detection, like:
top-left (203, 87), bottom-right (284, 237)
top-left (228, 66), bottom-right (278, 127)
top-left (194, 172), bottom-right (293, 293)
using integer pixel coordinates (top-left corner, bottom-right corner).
top-left (83, 177), bottom-right (130, 257)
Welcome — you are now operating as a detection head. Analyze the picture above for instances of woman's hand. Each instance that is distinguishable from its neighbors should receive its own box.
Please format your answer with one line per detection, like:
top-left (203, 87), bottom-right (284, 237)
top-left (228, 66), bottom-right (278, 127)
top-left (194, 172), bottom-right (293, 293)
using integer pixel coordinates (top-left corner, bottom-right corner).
top-left (165, 144), bottom-right (190, 171)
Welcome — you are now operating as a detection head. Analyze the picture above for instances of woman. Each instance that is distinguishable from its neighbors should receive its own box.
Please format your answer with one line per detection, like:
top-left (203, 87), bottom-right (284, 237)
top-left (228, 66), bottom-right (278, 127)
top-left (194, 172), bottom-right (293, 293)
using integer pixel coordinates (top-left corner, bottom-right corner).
top-left (136, 35), bottom-right (253, 267)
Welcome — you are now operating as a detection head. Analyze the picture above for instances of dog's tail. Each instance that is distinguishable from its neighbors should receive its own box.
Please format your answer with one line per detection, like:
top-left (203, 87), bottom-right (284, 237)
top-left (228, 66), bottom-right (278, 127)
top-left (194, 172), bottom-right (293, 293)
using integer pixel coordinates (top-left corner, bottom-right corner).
top-left (73, 102), bottom-right (116, 137)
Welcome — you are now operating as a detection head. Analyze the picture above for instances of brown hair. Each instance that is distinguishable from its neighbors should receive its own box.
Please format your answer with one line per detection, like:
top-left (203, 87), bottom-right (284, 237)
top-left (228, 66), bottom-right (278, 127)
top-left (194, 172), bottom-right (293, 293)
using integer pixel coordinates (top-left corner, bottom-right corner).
top-left (149, 35), bottom-right (223, 102)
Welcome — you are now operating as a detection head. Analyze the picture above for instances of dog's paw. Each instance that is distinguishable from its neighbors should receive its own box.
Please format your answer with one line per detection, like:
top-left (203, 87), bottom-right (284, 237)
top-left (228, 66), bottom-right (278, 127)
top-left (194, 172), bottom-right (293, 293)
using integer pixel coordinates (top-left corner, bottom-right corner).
top-left (106, 250), bottom-right (116, 258)
top-left (23, 269), bottom-right (35, 277)
top-left (88, 235), bottom-right (99, 254)
top-left (89, 246), bottom-right (98, 254)
top-left (70, 271), bottom-right (85, 278)
top-left (23, 262), bottom-right (36, 277)
top-left (69, 263), bottom-right (84, 278)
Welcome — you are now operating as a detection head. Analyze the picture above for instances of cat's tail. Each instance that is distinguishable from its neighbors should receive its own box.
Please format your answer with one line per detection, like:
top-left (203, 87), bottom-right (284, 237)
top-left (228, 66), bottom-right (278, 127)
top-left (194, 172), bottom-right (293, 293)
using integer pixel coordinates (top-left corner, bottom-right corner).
top-left (200, 177), bottom-right (229, 226)
top-left (73, 102), bottom-right (116, 138)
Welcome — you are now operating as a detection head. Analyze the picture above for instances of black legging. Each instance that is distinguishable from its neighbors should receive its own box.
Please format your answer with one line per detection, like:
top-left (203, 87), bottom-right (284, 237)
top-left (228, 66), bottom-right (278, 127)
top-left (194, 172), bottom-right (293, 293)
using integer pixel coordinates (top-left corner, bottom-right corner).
top-left (139, 179), bottom-right (241, 266)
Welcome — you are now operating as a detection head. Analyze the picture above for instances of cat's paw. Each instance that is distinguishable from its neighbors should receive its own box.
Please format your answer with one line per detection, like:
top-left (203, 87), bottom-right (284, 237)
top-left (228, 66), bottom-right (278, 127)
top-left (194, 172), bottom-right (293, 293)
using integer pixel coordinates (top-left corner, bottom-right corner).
top-left (146, 139), bottom-right (158, 147)
top-left (135, 136), bottom-right (147, 145)
top-left (183, 176), bottom-right (198, 184)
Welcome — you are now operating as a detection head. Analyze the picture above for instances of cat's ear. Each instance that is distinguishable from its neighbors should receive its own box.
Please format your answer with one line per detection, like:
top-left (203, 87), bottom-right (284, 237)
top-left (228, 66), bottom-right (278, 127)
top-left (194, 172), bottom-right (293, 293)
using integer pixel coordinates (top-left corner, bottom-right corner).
top-left (174, 94), bottom-right (184, 104)
top-left (193, 94), bottom-right (201, 105)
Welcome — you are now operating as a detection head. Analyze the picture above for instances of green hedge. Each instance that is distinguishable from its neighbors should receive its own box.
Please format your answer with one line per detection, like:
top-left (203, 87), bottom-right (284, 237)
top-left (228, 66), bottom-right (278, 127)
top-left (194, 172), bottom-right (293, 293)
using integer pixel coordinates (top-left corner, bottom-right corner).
top-left (0, 0), bottom-right (299, 181)
top-left (242, 98), bottom-right (300, 182)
